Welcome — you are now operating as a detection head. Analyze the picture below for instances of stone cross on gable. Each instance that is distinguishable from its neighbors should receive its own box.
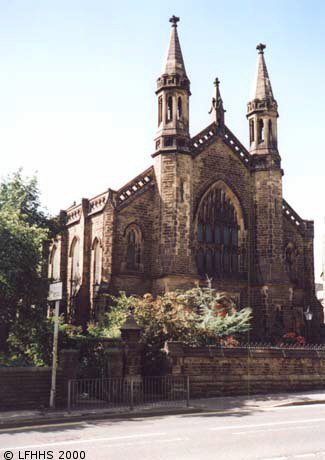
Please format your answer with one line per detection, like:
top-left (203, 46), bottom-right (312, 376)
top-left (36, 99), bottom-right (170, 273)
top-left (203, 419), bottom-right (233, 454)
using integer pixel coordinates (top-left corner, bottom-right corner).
top-left (256, 43), bottom-right (266, 54)
top-left (169, 15), bottom-right (180, 27)
top-left (214, 78), bottom-right (220, 101)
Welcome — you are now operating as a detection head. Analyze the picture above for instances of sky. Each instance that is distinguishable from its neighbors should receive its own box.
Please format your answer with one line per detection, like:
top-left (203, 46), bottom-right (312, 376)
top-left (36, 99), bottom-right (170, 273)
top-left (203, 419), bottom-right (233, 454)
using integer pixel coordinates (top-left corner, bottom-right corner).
top-left (0, 0), bottom-right (324, 281)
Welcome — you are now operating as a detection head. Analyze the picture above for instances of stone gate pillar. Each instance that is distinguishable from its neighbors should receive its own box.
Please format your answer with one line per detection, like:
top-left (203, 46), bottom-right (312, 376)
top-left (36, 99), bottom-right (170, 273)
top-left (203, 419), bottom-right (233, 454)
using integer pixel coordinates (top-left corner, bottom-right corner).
top-left (120, 314), bottom-right (143, 379)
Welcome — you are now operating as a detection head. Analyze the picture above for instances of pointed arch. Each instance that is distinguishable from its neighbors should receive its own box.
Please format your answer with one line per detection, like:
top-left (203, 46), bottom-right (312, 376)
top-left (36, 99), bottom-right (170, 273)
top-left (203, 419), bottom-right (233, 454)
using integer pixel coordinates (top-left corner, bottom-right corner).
top-left (268, 119), bottom-right (273, 144)
top-left (194, 181), bottom-right (246, 279)
top-left (158, 96), bottom-right (163, 125)
top-left (69, 237), bottom-right (80, 290)
top-left (92, 237), bottom-right (102, 285)
top-left (285, 241), bottom-right (299, 283)
top-left (177, 96), bottom-right (182, 119)
top-left (258, 119), bottom-right (264, 143)
top-left (49, 244), bottom-right (60, 281)
top-left (124, 223), bottom-right (143, 271)
top-left (249, 119), bottom-right (255, 143)
top-left (167, 95), bottom-right (173, 122)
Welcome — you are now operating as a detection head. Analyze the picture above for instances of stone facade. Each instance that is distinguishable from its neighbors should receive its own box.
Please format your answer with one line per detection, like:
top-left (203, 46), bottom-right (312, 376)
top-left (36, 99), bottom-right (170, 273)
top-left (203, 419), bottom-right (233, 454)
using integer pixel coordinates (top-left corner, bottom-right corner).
top-left (48, 18), bottom-right (323, 343)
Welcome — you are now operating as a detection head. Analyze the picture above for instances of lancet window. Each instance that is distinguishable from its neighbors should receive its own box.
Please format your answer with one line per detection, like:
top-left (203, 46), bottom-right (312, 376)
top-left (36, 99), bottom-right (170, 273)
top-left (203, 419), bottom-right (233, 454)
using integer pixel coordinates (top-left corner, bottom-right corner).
top-left (167, 96), bottom-right (173, 122)
top-left (91, 238), bottom-right (102, 318)
top-left (196, 186), bottom-right (244, 279)
top-left (177, 97), bottom-right (182, 119)
top-left (70, 237), bottom-right (80, 295)
top-left (49, 244), bottom-right (60, 281)
top-left (92, 238), bottom-right (101, 286)
top-left (158, 96), bottom-right (163, 125)
top-left (258, 119), bottom-right (264, 143)
top-left (249, 119), bottom-right (254, 144)
top-left (268, 119), bottom-right (273, 144)
top-left (285, 242), bottom-right (298, 284)
top-left (126, 225), bottom-right (142, 271)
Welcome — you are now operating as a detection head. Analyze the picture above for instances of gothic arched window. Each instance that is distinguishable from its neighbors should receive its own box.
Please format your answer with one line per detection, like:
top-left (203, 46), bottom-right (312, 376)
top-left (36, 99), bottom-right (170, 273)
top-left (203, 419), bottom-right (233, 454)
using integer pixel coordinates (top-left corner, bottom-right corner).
top-left (285, 242), bottom-right (298, 283)
top-left (268, 119), bottom-right (273, 144)
top-left (92, 238), bottom-right (101, 286)
top-left (195, 186), bottom-right (243, 279)
top-left (70, 237), bottom-right (80, 294)
top-left (249, 119), bottom-right (255, 144)
top-left (177, 97), bottom-right (182, 119)
top-left (158, 96), bottom-right (163, 126)
top-left (167, 96), bottom-right (173, 122)
top-left (258, 119), bottom-right (264, 143)
top-left (125, 225), bottom-right (143, 271)
top-left (49, 244), bottom-right (60, 281)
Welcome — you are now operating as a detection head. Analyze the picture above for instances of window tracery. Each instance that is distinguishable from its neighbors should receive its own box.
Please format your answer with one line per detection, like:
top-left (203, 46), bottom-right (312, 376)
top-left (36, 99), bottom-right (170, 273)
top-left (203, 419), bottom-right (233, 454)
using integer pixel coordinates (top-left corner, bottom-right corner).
top-left (195, 186), bottom-right (244, 279)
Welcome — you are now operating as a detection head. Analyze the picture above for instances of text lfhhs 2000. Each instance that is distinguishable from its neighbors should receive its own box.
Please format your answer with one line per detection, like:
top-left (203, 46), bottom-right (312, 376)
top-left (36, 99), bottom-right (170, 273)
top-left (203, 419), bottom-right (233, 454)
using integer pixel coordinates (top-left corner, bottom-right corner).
top-left (12, 452), bottom-right (86, 460)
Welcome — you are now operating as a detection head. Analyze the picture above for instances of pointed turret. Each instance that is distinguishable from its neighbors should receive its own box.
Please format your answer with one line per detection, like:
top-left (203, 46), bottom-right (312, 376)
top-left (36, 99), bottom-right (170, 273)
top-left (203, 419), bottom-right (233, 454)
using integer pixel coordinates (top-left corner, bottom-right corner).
top-left (247, 44), bottom-right (279, 155)
top-left (252, 43), bottom-right (275, 101)
top-left (163, 16), bottom-right (187, 77)
top-left (153, 16), bottom-right (190, 156)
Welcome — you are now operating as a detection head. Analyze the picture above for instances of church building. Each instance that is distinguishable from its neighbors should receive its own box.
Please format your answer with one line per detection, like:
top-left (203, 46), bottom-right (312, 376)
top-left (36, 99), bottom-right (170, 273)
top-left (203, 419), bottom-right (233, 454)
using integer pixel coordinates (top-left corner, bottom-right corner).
top-left (48, 17), bottom-right (323, 343)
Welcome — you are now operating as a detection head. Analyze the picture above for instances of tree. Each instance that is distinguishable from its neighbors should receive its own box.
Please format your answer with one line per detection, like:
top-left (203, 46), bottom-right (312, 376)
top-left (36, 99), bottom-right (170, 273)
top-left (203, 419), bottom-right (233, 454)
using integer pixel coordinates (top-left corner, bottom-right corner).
top-left (93, 285), bottom-right (252, 374)
top-left (0, 170), bottom-right (60, 353)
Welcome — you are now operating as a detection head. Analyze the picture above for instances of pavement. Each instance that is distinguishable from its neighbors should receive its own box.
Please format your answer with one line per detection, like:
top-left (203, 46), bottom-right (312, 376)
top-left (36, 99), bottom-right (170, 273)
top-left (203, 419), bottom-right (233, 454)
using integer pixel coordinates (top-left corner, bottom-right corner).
top-left (1, 390), bottom-right (325, 429)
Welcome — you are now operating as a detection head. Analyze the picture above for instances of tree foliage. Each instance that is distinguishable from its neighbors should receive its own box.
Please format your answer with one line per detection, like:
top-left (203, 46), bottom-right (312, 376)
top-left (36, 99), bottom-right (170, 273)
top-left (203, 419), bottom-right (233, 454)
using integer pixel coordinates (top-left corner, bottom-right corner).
top-left (0, 170), bottom-right (61, 355)
top-left (93, 285), bottom-right (252, 374)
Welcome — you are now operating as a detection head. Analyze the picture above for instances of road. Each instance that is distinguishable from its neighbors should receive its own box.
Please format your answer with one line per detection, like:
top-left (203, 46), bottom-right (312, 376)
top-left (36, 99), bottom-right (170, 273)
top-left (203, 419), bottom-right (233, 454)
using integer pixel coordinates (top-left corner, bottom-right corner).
top-left (1, 404), bottom-right (325, 460)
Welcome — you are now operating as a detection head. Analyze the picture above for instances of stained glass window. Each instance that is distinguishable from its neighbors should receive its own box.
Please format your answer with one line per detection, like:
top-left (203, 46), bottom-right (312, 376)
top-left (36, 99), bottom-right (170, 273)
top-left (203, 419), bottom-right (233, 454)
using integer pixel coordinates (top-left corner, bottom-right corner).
top-left (196, 187), bottom-right (242, 278)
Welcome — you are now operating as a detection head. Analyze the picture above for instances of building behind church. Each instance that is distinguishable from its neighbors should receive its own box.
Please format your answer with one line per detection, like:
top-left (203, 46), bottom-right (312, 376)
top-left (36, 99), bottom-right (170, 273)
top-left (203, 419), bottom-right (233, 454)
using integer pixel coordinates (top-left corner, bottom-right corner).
top-left (47, 17), bottom-right (323, 343)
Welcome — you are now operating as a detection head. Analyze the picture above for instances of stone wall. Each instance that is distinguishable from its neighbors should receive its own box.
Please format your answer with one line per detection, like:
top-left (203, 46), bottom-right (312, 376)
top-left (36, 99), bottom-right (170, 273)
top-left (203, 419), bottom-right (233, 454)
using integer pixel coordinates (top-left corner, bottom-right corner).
top-left (0, 350), bottom-right (78, 411)
top-left (0, 367), bottom-right (65, 411)
top-left (166, 342), bottom-right (325, 398)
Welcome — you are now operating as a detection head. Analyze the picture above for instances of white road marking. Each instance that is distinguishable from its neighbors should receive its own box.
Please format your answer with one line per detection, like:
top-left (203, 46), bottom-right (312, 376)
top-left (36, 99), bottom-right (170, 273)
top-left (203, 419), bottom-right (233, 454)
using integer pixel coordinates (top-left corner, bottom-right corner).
top-left (210, 417), bottom-right (325, 431)
top-left (0, 432), bottom-right (167, 451)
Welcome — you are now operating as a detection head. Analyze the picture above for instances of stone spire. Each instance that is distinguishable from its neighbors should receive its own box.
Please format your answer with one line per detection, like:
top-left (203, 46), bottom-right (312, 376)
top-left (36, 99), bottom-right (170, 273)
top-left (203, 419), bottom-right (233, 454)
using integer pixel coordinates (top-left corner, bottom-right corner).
top-left (252, 43), bottom-right (275, 102)
top-left (163, 15), bottom-right (187, 77)
top-left (153, 16), bottom-right (190, 155)
top-left (247, 43), bottom-right (279, 155)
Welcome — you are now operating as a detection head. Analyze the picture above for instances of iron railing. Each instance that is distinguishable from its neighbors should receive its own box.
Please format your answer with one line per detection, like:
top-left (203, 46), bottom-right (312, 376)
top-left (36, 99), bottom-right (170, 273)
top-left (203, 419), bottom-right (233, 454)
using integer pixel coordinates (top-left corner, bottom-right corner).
top-left (67, 375), bottom-right (190, 411)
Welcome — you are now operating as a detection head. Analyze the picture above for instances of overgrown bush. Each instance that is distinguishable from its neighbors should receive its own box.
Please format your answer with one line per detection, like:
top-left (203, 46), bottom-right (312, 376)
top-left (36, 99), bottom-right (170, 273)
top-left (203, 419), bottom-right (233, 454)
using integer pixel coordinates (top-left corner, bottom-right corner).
top-left (6, 317), bottom-right (82, 366)
top-left (92, 284), bottom-right (252, 375)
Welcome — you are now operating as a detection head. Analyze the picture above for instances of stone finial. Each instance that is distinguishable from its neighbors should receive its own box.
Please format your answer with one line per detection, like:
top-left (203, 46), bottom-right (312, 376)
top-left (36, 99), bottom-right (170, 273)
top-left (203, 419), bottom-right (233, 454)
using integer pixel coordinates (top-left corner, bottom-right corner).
top-left (209, 77), bottom-right (225, 127)
top-left (256, 43), bottom-right (266, 54)
top-left (169, 15), bottom-right (180, 27)
top-left (214, 77), bottom-right (220, 88)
